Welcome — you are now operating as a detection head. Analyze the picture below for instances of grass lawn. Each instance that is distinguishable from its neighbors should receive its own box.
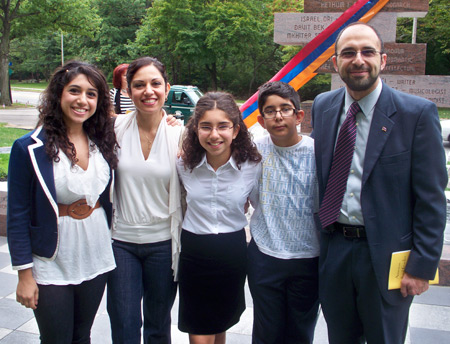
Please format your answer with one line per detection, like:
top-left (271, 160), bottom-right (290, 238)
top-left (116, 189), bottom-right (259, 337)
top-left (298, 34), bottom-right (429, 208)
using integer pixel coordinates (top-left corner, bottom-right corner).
top-left (10, 80), bottom-right (114, 91)
top-left (0, 123), bottom-right (29, 146)
top-left (438, 108), bottom-right (450, 119)
top-left (0, 155), bottom-right (9, 180)
top-left (10, 81), bottom-right (47, 91)
top-left (0, 123), bottom-right (30, 180)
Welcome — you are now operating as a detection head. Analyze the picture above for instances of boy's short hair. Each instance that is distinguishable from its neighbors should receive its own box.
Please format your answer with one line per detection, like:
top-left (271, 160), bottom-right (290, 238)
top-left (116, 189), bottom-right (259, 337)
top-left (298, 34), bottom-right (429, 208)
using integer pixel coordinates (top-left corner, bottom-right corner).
top-left (257, 81), bottom-right (301, 115)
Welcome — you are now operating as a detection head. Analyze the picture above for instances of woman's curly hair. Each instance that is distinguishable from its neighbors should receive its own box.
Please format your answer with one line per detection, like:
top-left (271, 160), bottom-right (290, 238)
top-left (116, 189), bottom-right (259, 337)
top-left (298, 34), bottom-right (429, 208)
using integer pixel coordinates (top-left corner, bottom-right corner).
top-left (181, 92), bottom-right (261, 170)
top-left (37, 61), bottom-right (118, 169)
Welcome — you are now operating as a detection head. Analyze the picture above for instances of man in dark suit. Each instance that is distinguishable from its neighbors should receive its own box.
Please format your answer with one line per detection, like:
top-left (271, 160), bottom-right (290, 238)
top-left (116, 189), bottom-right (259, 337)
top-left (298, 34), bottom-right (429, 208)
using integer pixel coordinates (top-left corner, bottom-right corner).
top-left (311, 22), bottom-right (447, 343)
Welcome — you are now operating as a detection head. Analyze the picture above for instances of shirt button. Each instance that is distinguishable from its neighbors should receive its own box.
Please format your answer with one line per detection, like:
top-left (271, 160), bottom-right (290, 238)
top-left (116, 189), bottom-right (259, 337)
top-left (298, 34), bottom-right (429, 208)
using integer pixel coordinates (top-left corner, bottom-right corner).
top-left (350, 193), bottom-right (354, 197)
top-left (350, 169), bottom-right (354, 174)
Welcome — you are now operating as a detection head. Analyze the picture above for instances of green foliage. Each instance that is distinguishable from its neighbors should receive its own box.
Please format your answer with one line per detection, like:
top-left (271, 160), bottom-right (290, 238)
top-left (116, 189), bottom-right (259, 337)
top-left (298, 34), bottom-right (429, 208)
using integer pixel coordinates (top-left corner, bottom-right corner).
top-left (12, 0), bottom-right (101, 39)
top-left (271, 0), bottom-right (304, 13)
top-left (10, 31), bottom-right (67, 81)
top-left (396, 0), bottom-right (450, 75)
top-left (3, 0), bottom-right (448, 101)
top-left (132, 0), bottom-right (289, 96)
top-left (77, 0), bottom-right (149, 75)
top-left (1, 0), bottom-right (101, 105)
top-left (299, 74), bottom-right (331, 102)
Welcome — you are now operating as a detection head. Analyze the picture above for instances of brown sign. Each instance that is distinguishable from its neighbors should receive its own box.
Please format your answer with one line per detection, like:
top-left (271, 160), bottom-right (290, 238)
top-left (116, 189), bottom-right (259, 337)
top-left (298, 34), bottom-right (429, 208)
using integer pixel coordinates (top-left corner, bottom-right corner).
top-left (331, 74), bottom-right (450, 107)
top-left (300, 101), bottom-right (313, 134)
top-left (274, 12), bottom-right (397, 45)
top-left (304, 0), bottom-right (428, 17)
top-left (317, 43), bottom-right (426, 75)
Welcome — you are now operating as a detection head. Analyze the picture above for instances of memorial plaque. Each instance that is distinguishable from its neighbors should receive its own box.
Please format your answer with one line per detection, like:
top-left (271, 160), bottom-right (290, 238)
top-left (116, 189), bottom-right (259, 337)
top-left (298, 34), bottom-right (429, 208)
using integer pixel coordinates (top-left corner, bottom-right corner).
top-left (274, 12), bottom-right (397, 45)
top-left (304, 0), bottom-right (428, 17)
top-left (331, 74), bottom-right (450, 107)
top-left (317, 43), bottom-right (426, 75)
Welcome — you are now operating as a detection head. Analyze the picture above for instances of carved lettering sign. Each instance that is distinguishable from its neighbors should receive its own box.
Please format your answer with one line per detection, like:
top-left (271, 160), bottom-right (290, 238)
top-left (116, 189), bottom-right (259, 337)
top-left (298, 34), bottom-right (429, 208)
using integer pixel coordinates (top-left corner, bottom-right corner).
top-left (331, 75), bottom-right (450, 107)
top-left (274, 12), bottom-right (397, 45)
top-left (304, 0), bottom-right (428, 17)
top-left (317, 43), bottom-right (426, 75)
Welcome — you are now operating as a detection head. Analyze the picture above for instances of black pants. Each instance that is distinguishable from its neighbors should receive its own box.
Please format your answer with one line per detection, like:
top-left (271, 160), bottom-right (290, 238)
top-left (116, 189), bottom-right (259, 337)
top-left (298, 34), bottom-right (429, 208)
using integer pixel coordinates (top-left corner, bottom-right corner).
top-left (34, 273), bottom-right (108, 344)
top-left (247, 239), bottom-right (319, 344)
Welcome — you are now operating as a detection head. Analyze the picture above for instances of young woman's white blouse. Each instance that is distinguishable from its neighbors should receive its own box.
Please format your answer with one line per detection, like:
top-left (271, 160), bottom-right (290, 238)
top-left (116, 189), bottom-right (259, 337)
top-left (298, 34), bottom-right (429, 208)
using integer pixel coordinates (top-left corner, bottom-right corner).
top-left (176, 156), bottom-right (261, 235)
top-left (32, 145), bottom-right (116, 285)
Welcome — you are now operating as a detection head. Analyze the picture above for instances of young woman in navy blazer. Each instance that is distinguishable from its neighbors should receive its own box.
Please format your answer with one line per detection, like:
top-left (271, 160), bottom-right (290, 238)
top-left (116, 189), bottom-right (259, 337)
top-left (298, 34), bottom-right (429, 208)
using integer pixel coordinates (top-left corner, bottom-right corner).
top-left (7, 61), bottom-right (118, 343)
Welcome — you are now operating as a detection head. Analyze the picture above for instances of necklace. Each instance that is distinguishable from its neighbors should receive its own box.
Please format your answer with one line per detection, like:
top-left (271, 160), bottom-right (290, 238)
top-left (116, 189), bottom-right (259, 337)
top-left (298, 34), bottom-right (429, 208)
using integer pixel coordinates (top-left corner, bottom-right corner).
top-left (137, 123), bottom-right (155, 151)
top-left (141, 130), bottom-right (153, 150)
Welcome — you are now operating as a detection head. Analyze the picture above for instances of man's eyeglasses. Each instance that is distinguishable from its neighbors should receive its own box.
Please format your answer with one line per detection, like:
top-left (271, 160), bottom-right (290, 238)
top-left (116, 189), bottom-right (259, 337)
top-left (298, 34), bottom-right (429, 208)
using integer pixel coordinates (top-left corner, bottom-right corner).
top-left (262, 107), bottom-right (296, 119)
top-left (198, 125), bottom-right (234, 134)
top-left (336, 49), bottom-right (381, 59)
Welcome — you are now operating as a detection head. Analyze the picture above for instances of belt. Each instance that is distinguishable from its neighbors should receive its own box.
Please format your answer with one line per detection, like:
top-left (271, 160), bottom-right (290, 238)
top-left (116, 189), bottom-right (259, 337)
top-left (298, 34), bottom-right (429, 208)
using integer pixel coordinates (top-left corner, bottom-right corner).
top-left (327, 222), bottom-right (367, 238)
top-left (58, 199), bottom-right (100, 220)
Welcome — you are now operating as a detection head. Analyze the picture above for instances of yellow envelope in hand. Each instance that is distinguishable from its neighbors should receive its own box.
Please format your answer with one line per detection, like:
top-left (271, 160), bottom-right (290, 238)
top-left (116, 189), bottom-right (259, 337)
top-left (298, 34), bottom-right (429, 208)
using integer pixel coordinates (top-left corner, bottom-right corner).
top-left (388, 250), bottom-right (439, 290)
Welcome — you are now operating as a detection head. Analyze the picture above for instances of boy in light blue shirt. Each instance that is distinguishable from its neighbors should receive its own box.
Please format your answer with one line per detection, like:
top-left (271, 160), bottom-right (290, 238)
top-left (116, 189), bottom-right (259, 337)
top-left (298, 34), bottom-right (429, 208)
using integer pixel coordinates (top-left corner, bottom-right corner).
top-left (248, 81), bottom-right (319, 343)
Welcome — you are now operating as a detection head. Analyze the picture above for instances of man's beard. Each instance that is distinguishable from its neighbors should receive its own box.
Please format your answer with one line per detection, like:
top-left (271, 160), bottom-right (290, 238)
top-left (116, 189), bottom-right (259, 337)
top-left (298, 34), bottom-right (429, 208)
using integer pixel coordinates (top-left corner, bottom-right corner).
top-left (340, 67), bottom-right (379, 92)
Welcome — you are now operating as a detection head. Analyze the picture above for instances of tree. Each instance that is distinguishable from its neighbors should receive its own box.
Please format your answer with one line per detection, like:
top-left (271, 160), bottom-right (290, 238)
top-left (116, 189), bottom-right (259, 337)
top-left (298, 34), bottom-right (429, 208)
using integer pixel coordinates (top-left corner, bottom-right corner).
top-left (133, 0), bottom-right (209, 86)
top-left (132, 0), bottom-right (288, 95)
top-left (77, 0), bottom-right (149, 76)
top-left (397, 0), bottom-right (450, 75)
top-left (0, 0), bottom-right (99, 105)
top-left (10, 31), bottom-right (66, 82)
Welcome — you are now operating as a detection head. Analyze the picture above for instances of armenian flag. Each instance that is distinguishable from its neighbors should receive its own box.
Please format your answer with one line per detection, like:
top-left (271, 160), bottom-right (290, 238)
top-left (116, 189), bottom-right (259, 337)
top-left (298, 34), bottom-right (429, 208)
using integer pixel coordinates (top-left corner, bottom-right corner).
top-left (241, 0), bottom-right (391, 127)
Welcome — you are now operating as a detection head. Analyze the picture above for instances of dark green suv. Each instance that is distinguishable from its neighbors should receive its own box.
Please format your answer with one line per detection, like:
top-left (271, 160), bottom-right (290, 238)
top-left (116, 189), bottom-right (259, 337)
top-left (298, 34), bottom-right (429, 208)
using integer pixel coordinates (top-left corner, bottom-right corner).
top-left (164, 85), bottom-right (203, 124)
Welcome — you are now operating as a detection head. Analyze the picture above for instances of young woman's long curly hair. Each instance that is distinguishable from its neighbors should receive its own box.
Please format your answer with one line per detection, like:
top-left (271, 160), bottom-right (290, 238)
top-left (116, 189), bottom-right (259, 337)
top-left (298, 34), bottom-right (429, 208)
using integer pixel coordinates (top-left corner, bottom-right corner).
top-left (37, 61), bottom-right (118, 169)
top-left (181, 92), bottom-right (261, 171)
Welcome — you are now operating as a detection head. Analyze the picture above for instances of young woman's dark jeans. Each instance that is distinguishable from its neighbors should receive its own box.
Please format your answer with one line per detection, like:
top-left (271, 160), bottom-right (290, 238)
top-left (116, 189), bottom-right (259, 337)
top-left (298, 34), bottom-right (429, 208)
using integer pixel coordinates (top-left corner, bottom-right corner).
top-left (34, 272), bottom-right (108, 344)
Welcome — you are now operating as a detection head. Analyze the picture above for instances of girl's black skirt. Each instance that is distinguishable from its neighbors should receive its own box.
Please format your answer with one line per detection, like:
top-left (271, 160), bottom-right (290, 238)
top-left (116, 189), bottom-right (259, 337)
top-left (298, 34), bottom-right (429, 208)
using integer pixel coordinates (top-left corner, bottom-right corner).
top-left (178, 229), bottom-right (247, 335)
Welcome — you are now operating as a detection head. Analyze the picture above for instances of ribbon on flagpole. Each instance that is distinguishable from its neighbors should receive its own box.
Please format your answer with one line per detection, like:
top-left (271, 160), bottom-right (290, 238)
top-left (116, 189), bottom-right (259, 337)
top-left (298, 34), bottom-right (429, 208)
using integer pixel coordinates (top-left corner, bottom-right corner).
top-left (241, 0), bottom-right (391, 127)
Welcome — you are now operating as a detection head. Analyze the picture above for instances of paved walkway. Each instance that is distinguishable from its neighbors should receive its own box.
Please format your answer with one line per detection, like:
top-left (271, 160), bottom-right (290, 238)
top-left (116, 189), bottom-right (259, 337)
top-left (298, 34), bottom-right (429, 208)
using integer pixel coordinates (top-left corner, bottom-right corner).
top-left (0, 235), bottom-right (449, 343)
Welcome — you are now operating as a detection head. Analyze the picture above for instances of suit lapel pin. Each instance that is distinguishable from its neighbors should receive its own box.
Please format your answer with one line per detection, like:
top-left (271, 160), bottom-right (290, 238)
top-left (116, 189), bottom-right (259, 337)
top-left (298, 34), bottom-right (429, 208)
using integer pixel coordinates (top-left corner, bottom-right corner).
top-left (382, 126), bottom-right (387, 132)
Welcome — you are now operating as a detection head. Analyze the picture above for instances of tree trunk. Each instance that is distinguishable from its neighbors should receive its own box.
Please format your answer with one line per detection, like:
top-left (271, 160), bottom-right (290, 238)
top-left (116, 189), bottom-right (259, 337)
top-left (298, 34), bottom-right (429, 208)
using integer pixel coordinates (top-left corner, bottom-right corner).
top-left (205, 62), bottom-right (217, 91)
top-left (0, 3), bottom-right (13, 106)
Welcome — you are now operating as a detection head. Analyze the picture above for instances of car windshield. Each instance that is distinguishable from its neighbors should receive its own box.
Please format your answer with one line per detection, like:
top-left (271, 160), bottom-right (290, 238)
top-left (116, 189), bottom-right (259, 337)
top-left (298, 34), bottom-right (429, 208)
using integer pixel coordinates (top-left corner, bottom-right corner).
top-left (189, 89), bottom-right (203, 103)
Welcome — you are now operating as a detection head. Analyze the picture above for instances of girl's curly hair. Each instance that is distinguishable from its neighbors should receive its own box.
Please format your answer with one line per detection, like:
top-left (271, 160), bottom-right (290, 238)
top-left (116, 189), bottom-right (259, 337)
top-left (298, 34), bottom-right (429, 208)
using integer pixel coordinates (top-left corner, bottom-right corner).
top-left (37, 61), bottom-right (118, 169)
top-left (182, 92), bottom-right (261, 170)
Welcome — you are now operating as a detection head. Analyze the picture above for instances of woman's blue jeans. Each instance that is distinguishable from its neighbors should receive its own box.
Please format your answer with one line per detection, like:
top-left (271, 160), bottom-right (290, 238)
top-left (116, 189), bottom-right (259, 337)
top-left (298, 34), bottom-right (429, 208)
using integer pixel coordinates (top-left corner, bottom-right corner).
top-left (107, 239), bottom-right (177, 344)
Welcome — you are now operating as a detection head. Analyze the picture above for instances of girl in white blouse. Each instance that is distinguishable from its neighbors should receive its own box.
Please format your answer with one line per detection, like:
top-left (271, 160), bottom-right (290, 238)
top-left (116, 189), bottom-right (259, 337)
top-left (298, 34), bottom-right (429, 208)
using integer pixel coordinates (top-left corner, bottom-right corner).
top-left (7, 61), bottom-right (118, 343)
top-left (177, 92), bottom-right (262, 344)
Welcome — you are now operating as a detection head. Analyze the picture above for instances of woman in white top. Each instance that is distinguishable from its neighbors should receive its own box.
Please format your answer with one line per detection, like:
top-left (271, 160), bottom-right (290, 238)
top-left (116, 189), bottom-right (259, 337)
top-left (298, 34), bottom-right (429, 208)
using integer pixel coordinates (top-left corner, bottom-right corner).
top-left (107, 57), bottom-right (184, 344)
top-left (110, 63), bottom-right (135, 115)
top-left (177, 92), bottom-right (262, 344)
top-left (7, 61), bottom-right (118, 343)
